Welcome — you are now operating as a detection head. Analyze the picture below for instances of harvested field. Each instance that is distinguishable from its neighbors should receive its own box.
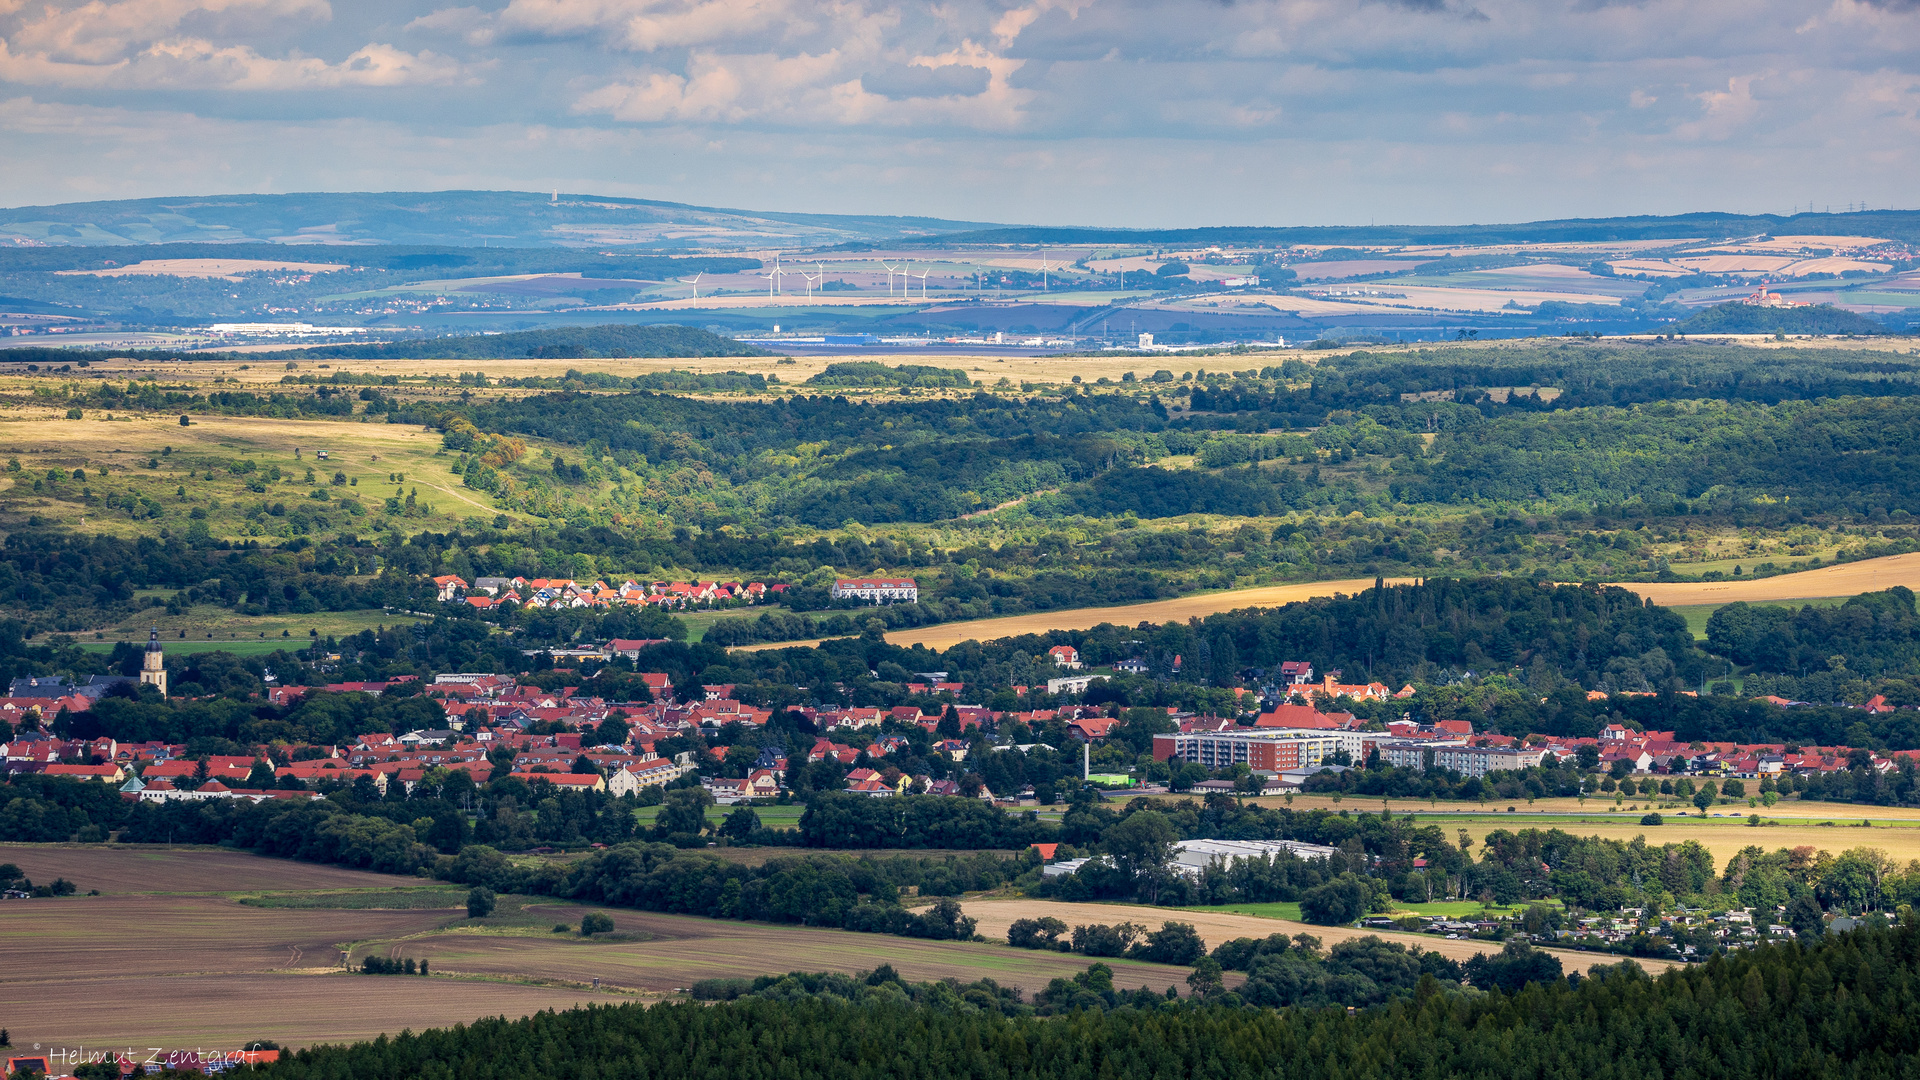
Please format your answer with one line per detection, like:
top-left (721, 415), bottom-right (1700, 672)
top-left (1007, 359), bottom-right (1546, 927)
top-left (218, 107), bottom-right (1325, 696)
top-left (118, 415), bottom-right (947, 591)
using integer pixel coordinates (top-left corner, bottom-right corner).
top-left (957, 899), bottom-right (1677, 978)
top-left (734, 555), bottom-right (1920, 653)
top-left (0, 845), bottom-right (1199, 1053)
top-left (736, 576), bottom-right (1399, 652)
top-left (1456, 819), bottom-right (1920, 866)
top-left (0, 974), bottom-right (619, 1052)
top-left (392, 904), bottom-right (1205, 996)
top-left (0, 895), bottom-right (453, 979)
top-left (0, 843), bottom-right (420, 894)
top-left (1612, 552), bottom-right (1920, 605)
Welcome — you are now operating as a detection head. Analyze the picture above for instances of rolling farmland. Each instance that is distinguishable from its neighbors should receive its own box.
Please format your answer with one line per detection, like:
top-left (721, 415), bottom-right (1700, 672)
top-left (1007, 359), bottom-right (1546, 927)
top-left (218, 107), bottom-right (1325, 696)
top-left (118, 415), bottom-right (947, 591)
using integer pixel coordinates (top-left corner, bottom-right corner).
top-left (0, 846), bottom-right (1201, 1052)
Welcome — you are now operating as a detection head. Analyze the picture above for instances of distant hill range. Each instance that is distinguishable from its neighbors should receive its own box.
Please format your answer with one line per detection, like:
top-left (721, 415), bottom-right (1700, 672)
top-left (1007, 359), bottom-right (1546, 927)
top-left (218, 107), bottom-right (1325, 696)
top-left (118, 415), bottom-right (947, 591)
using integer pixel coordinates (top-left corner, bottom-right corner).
top-left (0, 190), bottom-right (1007, 250)
top-left (1, 190), bottom-right (1914, 250)
top-left (915, 209), bottom-right (1920, 248)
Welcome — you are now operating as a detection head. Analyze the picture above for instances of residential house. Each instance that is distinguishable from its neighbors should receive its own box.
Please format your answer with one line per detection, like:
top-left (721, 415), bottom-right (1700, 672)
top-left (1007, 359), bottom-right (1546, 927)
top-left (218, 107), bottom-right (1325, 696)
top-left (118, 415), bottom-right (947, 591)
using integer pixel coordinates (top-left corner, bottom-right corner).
top-left (830, 577), bottom-right (918, 603)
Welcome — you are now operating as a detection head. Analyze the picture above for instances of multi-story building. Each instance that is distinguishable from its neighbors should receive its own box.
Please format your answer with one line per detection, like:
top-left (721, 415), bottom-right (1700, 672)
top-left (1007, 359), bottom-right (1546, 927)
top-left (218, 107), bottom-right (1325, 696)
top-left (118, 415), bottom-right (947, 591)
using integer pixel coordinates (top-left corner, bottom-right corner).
top-left (830, 577), bottom-right (918, 603)
top-left (1376, 740), bottom-right (1547, 777)
top-left (1152, 729), bottom-right (1343, 772)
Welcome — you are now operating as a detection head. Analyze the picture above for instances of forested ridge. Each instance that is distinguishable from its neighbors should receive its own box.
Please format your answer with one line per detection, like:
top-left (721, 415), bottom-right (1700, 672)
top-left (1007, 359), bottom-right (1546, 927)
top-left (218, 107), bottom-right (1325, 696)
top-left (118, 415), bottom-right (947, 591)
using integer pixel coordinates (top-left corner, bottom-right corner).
top-left (263, 918), bottom-right (1920, 1080)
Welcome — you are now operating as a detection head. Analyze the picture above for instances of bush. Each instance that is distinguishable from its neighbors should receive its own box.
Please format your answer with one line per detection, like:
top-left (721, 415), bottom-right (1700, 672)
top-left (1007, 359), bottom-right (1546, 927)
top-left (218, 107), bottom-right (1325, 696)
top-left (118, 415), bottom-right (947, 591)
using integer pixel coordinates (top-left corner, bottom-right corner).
top-left (1640, 812), bottom-right (1664, 825)
top-left (1298, 875), bottom-right (1372, 925)
top-left (1129, 921), bottom-right (1205, 965)
top-left (689, 977), bottom-right (755, 1000)
top-left (466, 886), bottom-right (496, 918)
top-left (361, 956), bottom-right (426, 975)
top-left (1463, 939), bottom-right (1562, 994)
top-left (580, 912), bottom-right (616, 936)
top-left (1008, 916), bottom-right (1069, 950)
top-left (1071, 922), bottom-right (1144, 957)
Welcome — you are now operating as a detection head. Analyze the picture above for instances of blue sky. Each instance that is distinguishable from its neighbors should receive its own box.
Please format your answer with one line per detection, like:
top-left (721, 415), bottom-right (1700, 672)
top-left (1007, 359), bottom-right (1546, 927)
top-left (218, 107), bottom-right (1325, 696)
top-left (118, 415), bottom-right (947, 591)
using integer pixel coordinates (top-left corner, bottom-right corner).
top-left (1, 0), bottom-right (1915, 226)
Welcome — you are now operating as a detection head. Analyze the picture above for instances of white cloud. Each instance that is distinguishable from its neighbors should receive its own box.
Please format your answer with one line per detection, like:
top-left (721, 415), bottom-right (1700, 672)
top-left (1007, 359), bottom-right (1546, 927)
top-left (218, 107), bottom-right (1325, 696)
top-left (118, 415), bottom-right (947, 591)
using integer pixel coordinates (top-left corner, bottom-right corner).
top-left (144, 39), bottom-right (469, 88)
top-left (406, 6), bottom-right (498, 46)
top-left (6, 0), bottom-right (1920, 221)
top-left (6, 0), bottom-right (329, 66)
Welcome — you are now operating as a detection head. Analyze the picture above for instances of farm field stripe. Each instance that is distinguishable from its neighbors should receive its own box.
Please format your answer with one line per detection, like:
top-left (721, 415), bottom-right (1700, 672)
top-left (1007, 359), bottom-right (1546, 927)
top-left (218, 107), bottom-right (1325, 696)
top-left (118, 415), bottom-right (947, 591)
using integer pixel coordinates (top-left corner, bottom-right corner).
top-left (737, 552), bottom-right (1920, 653)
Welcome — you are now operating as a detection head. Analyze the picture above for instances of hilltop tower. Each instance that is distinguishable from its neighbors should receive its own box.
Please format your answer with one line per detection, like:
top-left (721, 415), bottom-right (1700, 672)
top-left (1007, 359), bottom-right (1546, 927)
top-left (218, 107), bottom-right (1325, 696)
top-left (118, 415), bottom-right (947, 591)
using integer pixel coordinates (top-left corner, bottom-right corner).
top-left (140, 627), bottom-right (167, 696)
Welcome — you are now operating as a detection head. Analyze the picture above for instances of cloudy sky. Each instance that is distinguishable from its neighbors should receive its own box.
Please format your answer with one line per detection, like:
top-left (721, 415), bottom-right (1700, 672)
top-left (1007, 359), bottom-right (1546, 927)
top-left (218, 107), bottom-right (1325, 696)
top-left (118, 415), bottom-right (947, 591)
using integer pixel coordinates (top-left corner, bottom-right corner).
top-left (1, 0), bottom-right (1915, 226)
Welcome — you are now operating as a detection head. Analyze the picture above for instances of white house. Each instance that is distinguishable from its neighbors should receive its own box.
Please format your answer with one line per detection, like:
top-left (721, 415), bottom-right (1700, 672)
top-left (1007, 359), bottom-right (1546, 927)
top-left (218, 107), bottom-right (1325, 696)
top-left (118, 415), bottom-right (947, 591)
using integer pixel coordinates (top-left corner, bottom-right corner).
top-left (831, 578), bottom-right (918, 604)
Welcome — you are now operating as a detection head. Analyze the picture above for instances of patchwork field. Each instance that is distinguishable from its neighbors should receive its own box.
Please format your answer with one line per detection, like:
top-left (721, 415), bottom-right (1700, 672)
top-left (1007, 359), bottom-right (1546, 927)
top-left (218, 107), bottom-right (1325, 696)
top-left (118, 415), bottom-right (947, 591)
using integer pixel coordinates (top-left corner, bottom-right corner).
top-left (387, 908), bottom-right (1206, 996)
top-left (0, 845), bottom-right (1202, 1053)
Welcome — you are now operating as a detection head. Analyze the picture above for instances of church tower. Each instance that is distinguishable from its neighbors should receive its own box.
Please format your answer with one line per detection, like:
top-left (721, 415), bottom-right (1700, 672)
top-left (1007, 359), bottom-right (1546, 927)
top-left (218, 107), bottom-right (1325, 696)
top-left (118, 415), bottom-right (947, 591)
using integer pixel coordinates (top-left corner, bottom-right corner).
top-left (140, 627), bottom-right (167, 696)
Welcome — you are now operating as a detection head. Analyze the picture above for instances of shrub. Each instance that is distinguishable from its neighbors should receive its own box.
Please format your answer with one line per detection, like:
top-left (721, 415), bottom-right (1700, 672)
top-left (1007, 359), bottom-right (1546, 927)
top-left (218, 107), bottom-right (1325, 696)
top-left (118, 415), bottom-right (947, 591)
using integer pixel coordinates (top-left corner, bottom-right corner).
top-left (1298, 875), bottom-right (1372, 925)
top-left (1008, 916), bottom-right (1069, 950)
top-left (1071, 922), bottom-right (1144, 957)
top-left (1640, 812), bottom-right (1664, 825)
top-left (1129, 921), bottom-right (1205, 965)
top-left (580, 912), bottom-right (616, 936)
top-left (466, 886), bottom-right (496, 919)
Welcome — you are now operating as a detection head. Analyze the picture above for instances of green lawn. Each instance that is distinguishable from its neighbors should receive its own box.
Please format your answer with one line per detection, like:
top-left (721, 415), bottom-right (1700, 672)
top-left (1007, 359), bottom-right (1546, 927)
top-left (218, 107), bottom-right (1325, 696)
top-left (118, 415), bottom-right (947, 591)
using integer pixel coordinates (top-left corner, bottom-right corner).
top-left (1663, 596), bottom-right (1845, 641)
top-left (631, 805), bottom-right (807, 826)
top-left (1181, 898), bottom-right (1546, 924)
top-left (78, 637), bottom-right (309, 657)
top-left (676, 607), bottom-right (797, 644)
top-left (1384, 900), bottom-right (1545, 919)
top-left (1183, 901), bottom-right (1304, 922)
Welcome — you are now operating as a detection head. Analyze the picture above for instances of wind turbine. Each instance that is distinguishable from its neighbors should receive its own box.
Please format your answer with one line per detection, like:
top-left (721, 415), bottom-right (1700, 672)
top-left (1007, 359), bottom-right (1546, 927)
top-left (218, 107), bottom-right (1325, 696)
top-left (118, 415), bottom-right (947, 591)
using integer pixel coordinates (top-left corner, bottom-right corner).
top-left (882, 261), bottom-right (900, 297)
top-left (801, 262), bottom-right (824, 299)
top-left (1038, 248), bottom-right (1053, 292)
top-left (678, 272), bottom-right (703, 299)
top-left (763, 255), bottom-right (788, 297)
top-left (915, 266), bottom-right (930, 298)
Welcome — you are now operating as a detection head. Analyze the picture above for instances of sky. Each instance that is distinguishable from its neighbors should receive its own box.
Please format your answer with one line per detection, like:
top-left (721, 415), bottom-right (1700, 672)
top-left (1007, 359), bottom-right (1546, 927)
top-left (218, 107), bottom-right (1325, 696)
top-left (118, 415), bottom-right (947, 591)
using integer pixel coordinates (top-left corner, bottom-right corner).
top-left (1, 0), bottom-right (1916, 227)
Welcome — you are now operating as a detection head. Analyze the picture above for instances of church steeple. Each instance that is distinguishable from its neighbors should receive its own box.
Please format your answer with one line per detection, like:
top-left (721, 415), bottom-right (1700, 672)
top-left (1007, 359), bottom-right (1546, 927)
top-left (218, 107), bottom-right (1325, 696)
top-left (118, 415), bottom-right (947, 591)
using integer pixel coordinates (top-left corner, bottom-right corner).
top-left (139, 626), bottom-right (167, 696)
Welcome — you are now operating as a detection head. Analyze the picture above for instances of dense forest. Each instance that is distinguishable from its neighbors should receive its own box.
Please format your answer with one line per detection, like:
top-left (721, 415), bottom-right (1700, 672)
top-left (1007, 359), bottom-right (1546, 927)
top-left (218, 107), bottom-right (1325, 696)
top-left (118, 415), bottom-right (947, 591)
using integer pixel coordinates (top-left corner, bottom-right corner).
top-left (261, 917), bottom-right (1920, 1080)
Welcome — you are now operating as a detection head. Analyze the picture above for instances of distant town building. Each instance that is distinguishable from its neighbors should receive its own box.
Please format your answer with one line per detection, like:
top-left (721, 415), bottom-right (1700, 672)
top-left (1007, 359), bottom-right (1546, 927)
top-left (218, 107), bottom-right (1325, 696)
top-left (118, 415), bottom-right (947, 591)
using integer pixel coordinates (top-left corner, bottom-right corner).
top-left (831, 577), bottom-right (918, 603)
top-left (139, 627), bottom-right (167, 697)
